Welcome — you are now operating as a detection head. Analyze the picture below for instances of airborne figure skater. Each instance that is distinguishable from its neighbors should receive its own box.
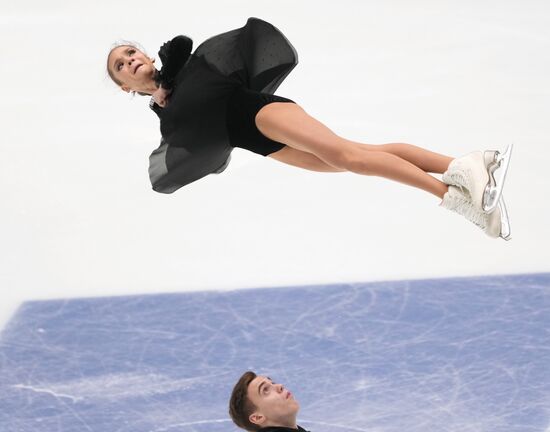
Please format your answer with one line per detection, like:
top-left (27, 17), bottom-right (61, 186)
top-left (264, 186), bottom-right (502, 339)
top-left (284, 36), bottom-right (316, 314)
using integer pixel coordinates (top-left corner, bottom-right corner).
top-left (107, 17), bottom-right (513, 239)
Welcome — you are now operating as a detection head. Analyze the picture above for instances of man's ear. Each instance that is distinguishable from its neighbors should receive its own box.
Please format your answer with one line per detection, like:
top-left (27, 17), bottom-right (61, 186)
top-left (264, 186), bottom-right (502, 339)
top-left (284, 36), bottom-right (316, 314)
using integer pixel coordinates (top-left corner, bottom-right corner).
top-left (249, 412), bottom-right (265, 427)
top-left (121, 85), bottom-right (131, 93)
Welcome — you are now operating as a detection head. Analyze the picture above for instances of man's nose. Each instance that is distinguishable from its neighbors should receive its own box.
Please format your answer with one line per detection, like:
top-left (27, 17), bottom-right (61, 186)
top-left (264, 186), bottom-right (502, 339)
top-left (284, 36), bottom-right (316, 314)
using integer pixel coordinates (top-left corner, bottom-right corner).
top-left (276, 384), bottom-right (284, 393)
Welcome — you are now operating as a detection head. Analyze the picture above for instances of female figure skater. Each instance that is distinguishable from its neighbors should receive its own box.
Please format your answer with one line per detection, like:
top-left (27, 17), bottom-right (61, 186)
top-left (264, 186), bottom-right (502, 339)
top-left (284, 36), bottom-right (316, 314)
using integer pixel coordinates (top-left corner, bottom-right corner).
top-left (107, 17), bottom-right (512, 239)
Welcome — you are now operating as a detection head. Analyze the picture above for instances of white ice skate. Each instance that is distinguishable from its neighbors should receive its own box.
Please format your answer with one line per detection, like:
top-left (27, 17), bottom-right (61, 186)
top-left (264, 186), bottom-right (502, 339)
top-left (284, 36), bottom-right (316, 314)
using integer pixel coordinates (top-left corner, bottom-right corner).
top-left (443, 144), bottom-right (513, 214)
top-left (441, 185), bottom-right (511, 240)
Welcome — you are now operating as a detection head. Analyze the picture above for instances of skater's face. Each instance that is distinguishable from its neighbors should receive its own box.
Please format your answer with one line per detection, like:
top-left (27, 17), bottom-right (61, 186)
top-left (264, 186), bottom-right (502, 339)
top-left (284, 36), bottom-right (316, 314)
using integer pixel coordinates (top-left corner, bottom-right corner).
top-left (107, 45), bottom-right (156, 93)
top-left (246, 376), bottom-right (300, 428)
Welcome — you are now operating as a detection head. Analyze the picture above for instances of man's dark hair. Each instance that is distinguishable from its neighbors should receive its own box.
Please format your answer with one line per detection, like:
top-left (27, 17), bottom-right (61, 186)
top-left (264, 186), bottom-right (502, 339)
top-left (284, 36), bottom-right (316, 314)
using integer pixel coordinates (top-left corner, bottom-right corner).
top-left (229, 371), bottom-right (261, 432)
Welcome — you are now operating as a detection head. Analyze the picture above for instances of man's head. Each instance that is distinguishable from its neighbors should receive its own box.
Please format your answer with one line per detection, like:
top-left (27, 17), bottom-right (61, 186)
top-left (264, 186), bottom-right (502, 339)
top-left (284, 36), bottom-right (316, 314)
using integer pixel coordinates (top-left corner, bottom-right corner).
top-left (229, 371), bottom-right (300, 431)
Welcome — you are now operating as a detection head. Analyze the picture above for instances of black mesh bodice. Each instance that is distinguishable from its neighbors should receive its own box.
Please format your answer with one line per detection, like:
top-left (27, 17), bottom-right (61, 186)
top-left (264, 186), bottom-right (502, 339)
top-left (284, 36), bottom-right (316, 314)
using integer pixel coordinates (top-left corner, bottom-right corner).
top-left (148, 18), bottom-right (298, 194)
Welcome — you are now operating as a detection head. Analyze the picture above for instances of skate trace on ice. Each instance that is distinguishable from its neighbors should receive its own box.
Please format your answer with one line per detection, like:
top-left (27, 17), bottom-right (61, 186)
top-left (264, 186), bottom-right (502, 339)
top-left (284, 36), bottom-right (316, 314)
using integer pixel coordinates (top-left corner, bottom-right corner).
top-left (0, 273), bottom-right (549, 432)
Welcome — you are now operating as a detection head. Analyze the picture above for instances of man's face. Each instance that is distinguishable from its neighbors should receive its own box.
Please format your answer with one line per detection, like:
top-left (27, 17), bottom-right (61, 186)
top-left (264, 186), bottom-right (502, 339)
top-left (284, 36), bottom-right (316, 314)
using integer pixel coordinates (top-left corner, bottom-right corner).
top-left (247, 375), bottom-right (300, 428)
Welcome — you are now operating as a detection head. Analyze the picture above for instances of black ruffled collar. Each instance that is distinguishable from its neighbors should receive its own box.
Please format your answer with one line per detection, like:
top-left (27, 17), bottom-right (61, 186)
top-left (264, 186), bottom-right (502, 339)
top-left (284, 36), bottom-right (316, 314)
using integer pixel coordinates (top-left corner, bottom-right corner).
top-left (149, 35), bottom-right (193, 116)
top-left (155, 35), bottom-right (193, 90)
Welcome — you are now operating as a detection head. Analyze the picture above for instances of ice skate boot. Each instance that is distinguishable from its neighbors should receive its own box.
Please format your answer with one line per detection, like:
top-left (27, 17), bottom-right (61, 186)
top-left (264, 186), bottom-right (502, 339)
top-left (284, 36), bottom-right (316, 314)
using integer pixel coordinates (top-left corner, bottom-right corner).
top-left (441, 186), bottom-right (511, 240)
top-left (443, 144), bottom-right (513, 214)
top-left (441, 185), bottom-right (487, 231)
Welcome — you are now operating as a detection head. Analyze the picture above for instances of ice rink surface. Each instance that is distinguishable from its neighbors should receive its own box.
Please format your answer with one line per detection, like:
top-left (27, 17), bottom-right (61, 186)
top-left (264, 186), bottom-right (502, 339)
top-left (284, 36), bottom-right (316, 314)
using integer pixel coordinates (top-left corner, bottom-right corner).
top-left (1, 273), bottom-right (549, 432)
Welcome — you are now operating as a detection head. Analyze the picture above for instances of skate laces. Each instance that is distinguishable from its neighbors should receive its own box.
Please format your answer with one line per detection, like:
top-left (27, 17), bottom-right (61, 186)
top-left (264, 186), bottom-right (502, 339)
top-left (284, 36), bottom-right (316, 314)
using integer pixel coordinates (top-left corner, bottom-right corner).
top-left (441, 186), bottom-right (487, 229)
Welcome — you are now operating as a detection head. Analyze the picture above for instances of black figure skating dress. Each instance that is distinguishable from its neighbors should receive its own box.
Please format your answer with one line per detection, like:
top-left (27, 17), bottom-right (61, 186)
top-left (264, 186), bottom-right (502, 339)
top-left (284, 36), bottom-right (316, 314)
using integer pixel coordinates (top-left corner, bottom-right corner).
top-left (148, 17), bottom-right (298, 194)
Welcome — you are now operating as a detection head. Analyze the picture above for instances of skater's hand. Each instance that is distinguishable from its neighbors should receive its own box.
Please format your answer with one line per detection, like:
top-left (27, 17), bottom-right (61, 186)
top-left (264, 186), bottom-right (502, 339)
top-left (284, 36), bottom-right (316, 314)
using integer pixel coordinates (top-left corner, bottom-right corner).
top-left (152, 86), bottom-right (171, 108)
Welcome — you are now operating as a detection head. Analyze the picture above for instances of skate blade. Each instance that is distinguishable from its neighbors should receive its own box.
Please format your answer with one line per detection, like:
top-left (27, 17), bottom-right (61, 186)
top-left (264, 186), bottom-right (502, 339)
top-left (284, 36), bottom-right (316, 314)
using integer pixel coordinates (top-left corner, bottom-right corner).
top-left (498, 196), bottom-right (512, 241)
top-left (482, 143), bottom-right (513, 213)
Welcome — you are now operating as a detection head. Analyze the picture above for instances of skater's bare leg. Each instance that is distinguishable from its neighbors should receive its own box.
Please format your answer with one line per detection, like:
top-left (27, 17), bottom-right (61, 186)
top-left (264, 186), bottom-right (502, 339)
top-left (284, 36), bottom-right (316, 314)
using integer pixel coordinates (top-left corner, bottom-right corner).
top-left (268, 145), bottom-right (447, 178)
top-left (269, 146), bottom-right (345, 172)
top-left (356, 143), bottom-right (453, 174)
top-left (257, 103), bottom-right (449, 199)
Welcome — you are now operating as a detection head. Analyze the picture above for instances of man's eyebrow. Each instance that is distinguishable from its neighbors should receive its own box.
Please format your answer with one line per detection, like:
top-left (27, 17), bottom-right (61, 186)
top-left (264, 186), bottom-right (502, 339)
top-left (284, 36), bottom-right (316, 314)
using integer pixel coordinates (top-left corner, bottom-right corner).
top-left (258, 380), bottom-right (266, 396)
top-left (257, 377), bottom-right (273, 396)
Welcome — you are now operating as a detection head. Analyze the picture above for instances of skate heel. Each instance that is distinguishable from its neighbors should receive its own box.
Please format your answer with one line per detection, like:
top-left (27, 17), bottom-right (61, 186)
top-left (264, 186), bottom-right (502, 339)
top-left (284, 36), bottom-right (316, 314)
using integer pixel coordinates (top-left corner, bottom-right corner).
top-left (482, 144), bottom-right (513, 213)
top-left (498, 198), bottom-right (512, 241)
